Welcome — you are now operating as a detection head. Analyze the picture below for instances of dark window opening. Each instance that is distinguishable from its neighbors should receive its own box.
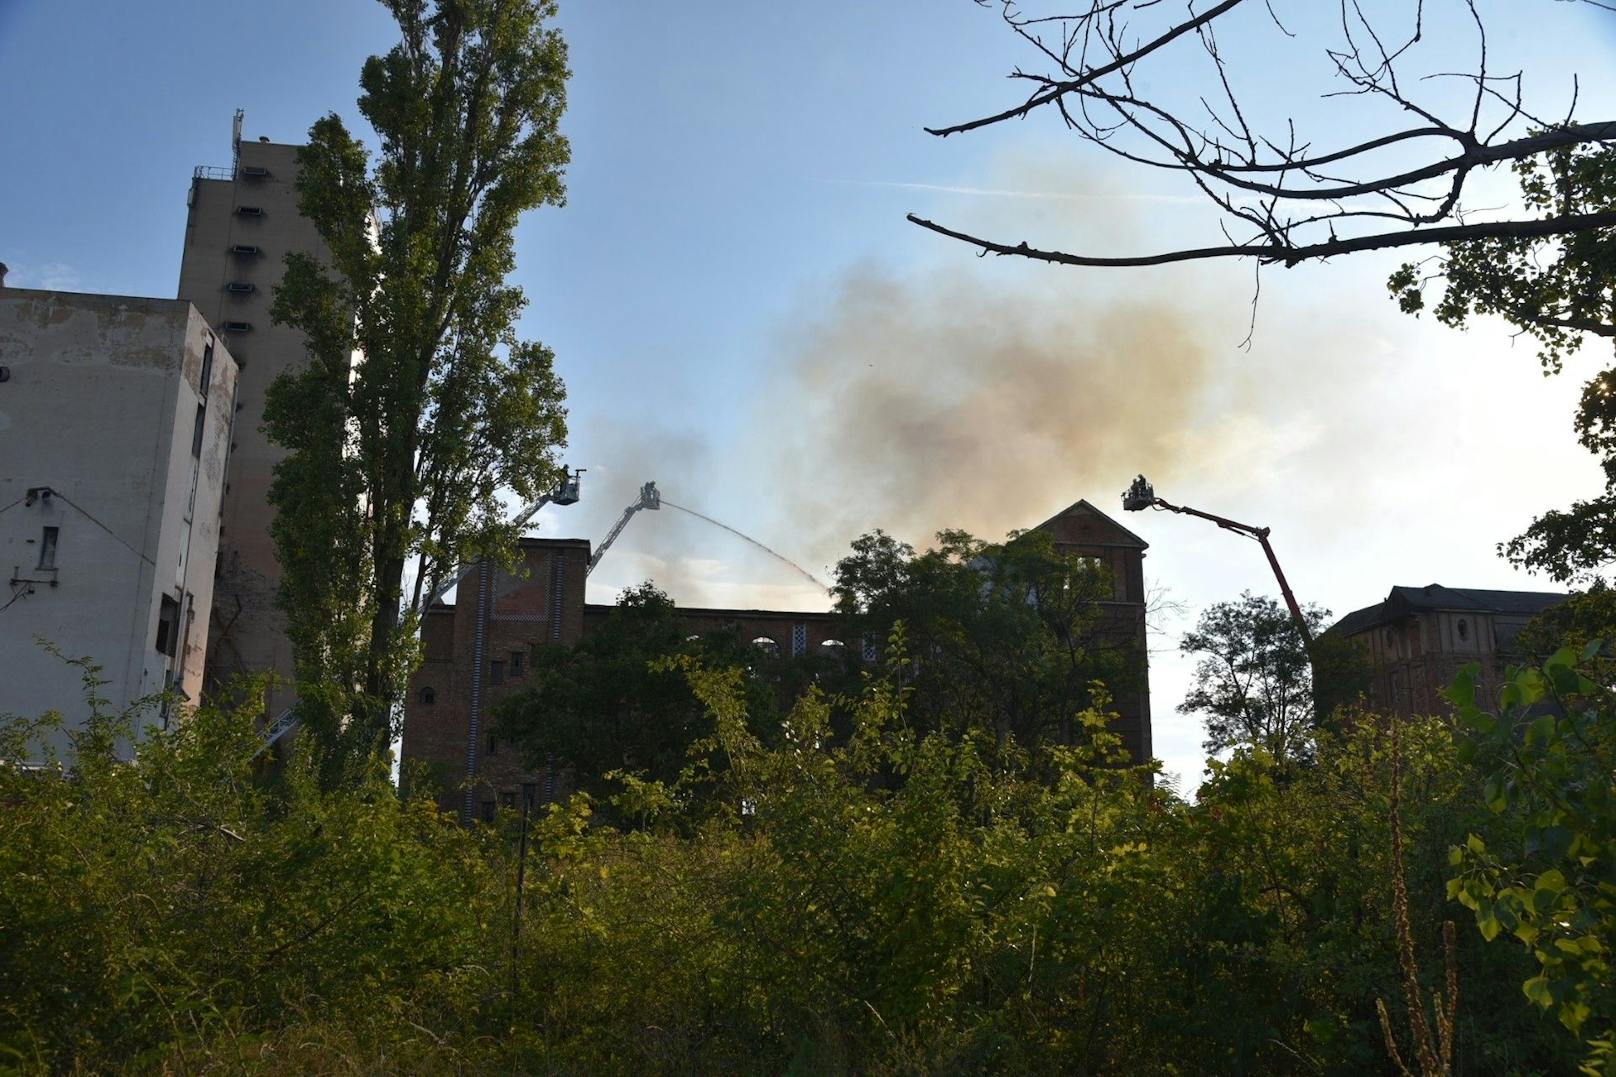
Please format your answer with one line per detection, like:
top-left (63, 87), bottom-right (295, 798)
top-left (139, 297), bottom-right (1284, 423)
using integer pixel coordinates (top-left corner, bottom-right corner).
top-left (37, 526), bottom-right (58, 570)
top-left (487, 733), bottom-right (498, 755)
top-left (221, 321), bottom-right (252, 334)
top-left (510, 650), bottom-right (524, 676)
top-left (240, 165), bottom-right (270, 179)
top-left (225, 281), bottom-right (255, 294)
top-left (156, 594), bottom-right (181, 657)
top-left (490, 660), bottom-right (505, 685)
top-left (228, 244), bottom-right (261, 256)
top-left (480, 800), bottom-right (495, 823)
top-left (500, 791), bottom-right (516, 808)
top-left (200, 341), bottom-right (214, 397)
top-left (418, 686), bottom-right (435, 705)
top-left (234, 205), bottom-right (264, 217)
top-left (191, 403), bottom-right (206, 457)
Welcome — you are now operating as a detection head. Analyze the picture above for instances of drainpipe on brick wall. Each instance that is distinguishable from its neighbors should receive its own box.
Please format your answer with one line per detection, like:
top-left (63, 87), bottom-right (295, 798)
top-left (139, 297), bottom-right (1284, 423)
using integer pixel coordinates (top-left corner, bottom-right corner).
top-left (461, 560), bottom-right (491, 824)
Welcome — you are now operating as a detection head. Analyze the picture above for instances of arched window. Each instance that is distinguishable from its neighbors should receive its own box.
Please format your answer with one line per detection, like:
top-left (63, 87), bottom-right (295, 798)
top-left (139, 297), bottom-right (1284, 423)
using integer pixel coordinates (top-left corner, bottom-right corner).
top-left (418, 686), bottom-right (436, 705)
top-left (752, 636), bottom-right (781, 657)
top-left (821, 639), bottom-right (846, 650)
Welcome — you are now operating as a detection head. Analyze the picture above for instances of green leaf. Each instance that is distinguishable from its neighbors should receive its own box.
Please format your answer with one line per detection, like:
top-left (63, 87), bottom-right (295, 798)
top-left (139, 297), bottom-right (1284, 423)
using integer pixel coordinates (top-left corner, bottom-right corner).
top-left (1523, 975), bottom-right (1554, 1009)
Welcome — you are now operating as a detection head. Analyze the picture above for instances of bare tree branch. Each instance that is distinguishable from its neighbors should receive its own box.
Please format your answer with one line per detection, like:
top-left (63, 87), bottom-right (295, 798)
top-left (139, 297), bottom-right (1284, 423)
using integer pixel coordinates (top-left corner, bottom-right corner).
top-left (907, 208), bottom-right (1616, 268)
top-left (917, 0), bottom-right (1615, 271)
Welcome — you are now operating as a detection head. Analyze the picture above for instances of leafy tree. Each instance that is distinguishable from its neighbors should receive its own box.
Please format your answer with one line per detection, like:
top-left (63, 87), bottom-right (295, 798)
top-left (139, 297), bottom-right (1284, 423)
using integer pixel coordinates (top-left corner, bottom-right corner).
top-left (266, 0), bottom-right (571, 784)
top-left (492, 582), bottom-right (834, 819)
top-left (831, 527), bottom-right (1134, 749)
top-left (1180, 590), bottom-right (1328, 766)
top-left (1390, 144), bottom-right (1616, 586)
top-left (1447, 645), bottom-right (1616, 1072)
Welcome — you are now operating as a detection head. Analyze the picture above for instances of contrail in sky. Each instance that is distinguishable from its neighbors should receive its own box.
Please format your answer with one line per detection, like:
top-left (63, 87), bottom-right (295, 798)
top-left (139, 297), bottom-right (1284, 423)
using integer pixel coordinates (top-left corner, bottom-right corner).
top-left (827, 179), bottom-right (1205, 204)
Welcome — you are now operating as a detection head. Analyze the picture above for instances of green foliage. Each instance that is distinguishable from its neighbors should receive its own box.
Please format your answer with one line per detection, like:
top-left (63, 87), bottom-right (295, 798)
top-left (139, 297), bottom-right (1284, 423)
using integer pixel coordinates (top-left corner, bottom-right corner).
top-left (831, 527), bottom-right (1135, 748)
top-left (265, 0), bottom-right (572, 784)
top-left (1391, 142), bottom-right (1616, 585)
top-left (1179, 591), bottom-right (1329, 766)
top-left (1447, 646), bottom-right (1616, 1072)
top-left (1389, 141), bottom-right (1616, 375)
top-left (493, 582), bottom-right (832, 822)
top-left (4, 645), bottom-right (1598, 1073)
top-left (0, 672), bottom-right (508, 1072)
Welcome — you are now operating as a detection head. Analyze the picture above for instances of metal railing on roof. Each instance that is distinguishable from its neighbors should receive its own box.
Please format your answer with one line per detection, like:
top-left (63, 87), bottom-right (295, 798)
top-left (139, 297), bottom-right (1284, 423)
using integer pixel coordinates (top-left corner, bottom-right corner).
top-left (193, 165), bottom-right (235, 181)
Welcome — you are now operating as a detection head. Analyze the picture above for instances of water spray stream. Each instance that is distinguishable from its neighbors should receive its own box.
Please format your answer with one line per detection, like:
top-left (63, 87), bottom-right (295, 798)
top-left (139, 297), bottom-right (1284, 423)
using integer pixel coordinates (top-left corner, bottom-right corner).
top-left (661, 500), bottom-right (830, 592)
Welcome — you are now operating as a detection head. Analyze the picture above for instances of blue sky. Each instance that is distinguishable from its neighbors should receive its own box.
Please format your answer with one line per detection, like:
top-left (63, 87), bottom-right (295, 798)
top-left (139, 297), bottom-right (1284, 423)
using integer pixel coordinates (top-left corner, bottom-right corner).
top-left (4, 0), bottom-right (1614, 788)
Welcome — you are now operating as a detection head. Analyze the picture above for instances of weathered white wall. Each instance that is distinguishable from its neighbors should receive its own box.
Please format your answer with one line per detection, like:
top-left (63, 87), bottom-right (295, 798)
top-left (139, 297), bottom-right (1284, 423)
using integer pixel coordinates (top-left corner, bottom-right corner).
top-left (0, 289), bottom-right (236, 761)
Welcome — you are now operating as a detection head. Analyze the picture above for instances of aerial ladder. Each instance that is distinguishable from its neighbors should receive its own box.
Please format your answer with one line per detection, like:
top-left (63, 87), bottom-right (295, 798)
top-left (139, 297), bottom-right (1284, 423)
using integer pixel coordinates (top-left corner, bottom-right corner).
top-left (1121, 474), bottom-right (1313, 648)
top-left (253, 468), bottom-right (585, 758)
top-left (420, 467), bottom-right (584, 609)
top-left (587, 481), bottom-right (660, 576)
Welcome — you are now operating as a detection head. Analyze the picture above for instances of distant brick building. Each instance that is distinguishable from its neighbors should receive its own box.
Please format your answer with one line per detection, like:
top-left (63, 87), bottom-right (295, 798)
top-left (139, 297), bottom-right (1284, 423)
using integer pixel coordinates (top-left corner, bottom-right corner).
top-left (403, 539), bottom-right (591, 822)
top-left (401, 497), bottom-right (1153, 821)
top-left (1327, 584), bottom-right (1567, 717)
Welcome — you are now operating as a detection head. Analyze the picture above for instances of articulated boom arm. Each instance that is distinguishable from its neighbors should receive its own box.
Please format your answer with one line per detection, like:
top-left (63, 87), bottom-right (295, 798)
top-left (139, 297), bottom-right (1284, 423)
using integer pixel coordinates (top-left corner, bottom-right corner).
top-left (587, 481), bottom-right (660, 575)
top-left (422, 468), bottom-right (584, 610)
top-left (1122, 475), bottom-right (1313, 648)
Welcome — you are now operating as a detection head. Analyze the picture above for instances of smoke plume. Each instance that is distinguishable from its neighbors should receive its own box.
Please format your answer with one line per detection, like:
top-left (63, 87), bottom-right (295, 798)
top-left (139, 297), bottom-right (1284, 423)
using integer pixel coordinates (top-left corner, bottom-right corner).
top-left (748, 262), bottom-right (1238, 569)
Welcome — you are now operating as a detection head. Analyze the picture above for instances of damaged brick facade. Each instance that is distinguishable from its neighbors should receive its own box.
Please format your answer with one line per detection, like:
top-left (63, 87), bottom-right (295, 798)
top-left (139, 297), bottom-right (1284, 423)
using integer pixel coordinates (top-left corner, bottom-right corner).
top-left (401, 498), bottom-right (1154, 821)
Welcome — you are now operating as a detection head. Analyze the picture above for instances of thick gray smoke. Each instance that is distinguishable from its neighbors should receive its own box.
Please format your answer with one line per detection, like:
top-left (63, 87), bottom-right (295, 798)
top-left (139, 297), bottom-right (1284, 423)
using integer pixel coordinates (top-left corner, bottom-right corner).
top-left (748, 263), bottom-right (1229, 568)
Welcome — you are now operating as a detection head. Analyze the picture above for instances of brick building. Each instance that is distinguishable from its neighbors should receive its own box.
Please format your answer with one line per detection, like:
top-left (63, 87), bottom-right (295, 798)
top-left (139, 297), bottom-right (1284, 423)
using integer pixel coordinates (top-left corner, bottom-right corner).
top-left (1327, 584), bottom-right (1568, 717)
top-left (401, 497), bottom-right (1153, 821)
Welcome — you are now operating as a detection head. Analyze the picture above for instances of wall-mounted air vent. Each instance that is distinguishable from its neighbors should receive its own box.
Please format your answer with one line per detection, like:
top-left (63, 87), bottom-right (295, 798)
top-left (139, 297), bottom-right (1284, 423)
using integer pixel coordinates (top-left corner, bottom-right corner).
top-left (229, 244), bottom-right (261, 257)
top-left (226, 282), bottom-right (256, 295)
top-left (240, 165), bottom-right (270, 179)
top-left (234, 205), bottom-right (264, 218)
top-left (221, 321), bottom-right (253, 334)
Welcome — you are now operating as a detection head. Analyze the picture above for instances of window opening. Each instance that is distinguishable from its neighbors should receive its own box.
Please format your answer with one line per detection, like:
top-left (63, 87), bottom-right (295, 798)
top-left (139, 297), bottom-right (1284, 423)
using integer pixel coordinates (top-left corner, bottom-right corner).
top-left (510, 650), bottom-right (524, 676)
top-left (418, 686), bottom-right (436, 705)
top-left (490, 659), bottom-right (505, 685)
top-left (487, 733), bottom-right (498, 755)
top-left (191, 403), bottom-right (206, 457)
top-left (155, 594), bottom-right (181, 657)
top-left (480, 800), bottom-right (495, 823)
top-left (37, 526), bottom-right (58, 570)
top-left (200, 341), bottom-right (214, 398)
top-left (234, 205), bottom-right (264, 217)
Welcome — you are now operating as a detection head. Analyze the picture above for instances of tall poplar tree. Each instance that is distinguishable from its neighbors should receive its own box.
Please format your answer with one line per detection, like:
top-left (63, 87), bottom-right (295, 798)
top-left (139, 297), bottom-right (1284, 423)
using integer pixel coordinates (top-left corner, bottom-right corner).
top-left (266, 0), bottom-right (570, 782)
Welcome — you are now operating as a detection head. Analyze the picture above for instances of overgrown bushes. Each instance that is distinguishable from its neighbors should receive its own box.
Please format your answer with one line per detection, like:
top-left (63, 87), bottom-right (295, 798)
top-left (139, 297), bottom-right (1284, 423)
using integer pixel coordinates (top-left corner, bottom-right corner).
top-left (1, 646), bottom-right (1601, 1073)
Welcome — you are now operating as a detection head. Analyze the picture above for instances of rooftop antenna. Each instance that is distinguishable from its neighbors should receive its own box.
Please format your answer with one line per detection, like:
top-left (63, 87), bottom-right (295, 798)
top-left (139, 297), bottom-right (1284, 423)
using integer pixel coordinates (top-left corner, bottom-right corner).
top-left (231, 109), bottom-right (244, 171)
top-left (1121, 475), bottom-right (1313, 648)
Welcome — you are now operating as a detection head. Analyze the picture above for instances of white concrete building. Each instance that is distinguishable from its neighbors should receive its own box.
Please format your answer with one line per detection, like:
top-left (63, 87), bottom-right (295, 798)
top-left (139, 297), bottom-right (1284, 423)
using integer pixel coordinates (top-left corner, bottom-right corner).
top-left (0, 287), bottom-right (238, 759)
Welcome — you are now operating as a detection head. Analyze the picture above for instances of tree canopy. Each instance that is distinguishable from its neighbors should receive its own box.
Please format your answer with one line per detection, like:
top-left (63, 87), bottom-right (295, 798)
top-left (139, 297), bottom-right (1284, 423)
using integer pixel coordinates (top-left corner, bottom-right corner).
top-left (831, 527), bottom-right (1139, 748)
top-left (267, 0), bottom-right (571, 783)
top-left (1179, 590), bottom-right (1329, 766)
